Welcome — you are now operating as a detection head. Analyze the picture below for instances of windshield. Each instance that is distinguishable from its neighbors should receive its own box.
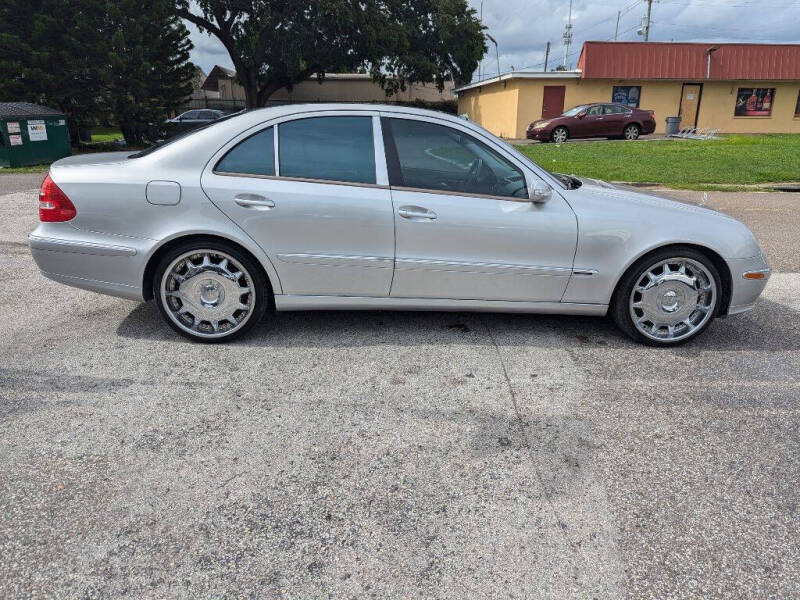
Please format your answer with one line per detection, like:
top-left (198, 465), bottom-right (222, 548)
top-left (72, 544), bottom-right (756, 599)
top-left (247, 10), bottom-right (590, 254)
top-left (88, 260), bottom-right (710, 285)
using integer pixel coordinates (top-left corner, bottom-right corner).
top-left (561, 105), bottom-right (588, 117)
top-left (128, 110), bottom-right (245, 158)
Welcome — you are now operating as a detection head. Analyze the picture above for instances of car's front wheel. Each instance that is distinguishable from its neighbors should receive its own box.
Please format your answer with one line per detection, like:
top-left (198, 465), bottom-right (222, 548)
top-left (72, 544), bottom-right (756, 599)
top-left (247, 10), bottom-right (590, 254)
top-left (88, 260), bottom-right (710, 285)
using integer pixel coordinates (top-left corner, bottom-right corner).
top-left (610, 247), bottom-right (721, 346)
top-left (623, 123), bottom-right (640, 140)
top-left (153, 240), bottom-right (269, 343)
top-left (551, 126), bottom-right (569, 143)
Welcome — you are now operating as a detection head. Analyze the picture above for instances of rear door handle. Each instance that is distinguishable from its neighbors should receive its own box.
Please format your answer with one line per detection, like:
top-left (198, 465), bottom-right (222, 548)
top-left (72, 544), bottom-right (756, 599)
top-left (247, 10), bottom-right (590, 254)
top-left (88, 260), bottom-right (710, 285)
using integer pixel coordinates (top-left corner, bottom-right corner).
top-left (398, 206), bottom-right (437, 220)
top-left (234, 194), bottom-right (275, 209)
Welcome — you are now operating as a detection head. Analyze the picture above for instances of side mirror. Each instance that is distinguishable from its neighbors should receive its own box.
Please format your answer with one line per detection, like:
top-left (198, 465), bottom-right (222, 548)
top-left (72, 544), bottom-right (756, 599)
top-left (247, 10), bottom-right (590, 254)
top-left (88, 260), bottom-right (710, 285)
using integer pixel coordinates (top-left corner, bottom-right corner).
top-left (529, 180), bottom-right (552, 204)
top-left (577, 111), bottom-right (587, 118)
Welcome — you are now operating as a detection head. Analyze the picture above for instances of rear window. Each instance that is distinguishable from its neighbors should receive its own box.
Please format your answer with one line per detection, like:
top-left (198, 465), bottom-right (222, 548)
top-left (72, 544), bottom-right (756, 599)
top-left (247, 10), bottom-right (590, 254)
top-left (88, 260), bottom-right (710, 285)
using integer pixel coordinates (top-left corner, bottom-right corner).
top-left (215, 127), bottom-right (275, 176)
top-left (128, 110), bottom-right (245, 159)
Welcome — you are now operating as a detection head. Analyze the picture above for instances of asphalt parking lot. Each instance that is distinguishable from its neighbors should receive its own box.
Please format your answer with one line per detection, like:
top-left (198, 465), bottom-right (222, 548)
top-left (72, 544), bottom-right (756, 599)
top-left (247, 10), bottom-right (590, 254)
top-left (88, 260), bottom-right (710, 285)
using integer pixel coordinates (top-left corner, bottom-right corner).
top-left (1, 174), bottom-right (798, 599)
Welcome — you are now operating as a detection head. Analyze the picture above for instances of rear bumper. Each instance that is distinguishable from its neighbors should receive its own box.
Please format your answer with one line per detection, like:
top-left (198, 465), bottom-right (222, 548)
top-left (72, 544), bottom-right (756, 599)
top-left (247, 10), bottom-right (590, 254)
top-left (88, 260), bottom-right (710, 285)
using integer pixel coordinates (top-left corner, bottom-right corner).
top-left (29, 223), bottom-right (151, 301)
top-left (725, 256), bottom-right (771, 315)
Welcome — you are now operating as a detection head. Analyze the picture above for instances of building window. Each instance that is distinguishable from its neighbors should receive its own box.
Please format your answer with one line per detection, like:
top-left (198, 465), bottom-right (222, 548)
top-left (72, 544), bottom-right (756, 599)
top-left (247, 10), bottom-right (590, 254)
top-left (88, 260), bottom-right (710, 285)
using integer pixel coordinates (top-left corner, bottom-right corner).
top-left (795, 90), bottom-right (800, 117)
top-left (734, 88), bottom-right (775, 117)
top-left (612, 86), bottom-right (641, 108)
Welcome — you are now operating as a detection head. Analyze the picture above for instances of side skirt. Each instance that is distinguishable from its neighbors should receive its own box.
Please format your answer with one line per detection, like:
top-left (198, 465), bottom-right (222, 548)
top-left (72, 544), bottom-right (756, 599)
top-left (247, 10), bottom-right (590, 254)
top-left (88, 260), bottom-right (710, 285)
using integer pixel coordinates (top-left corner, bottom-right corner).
top-left (274, 295), bottom-right (608, 316)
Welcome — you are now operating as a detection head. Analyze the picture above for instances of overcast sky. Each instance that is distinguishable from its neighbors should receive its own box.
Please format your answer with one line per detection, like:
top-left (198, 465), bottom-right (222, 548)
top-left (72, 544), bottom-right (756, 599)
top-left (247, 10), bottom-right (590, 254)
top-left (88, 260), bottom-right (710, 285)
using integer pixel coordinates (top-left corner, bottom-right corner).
top-left (187, 0), bottom-right (800, 79)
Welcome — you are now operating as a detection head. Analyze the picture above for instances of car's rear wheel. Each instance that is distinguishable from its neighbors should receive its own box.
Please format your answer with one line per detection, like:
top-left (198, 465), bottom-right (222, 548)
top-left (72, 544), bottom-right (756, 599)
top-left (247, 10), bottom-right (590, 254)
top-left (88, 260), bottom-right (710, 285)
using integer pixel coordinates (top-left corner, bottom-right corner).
top-left (153, 240), bottom-right (269, 343)
top-left (551, 127), bottom-right (569, 143)
top-left (610, 247), bottom-right (721, 346)
top-left (623, 124), bottom-right (640, 140)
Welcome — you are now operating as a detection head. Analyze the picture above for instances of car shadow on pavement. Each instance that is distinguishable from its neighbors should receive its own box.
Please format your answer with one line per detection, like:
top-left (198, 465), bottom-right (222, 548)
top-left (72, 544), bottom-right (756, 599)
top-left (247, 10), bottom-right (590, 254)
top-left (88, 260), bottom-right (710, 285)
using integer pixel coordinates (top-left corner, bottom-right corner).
top-left (116, 299), bottom-right (799, 352)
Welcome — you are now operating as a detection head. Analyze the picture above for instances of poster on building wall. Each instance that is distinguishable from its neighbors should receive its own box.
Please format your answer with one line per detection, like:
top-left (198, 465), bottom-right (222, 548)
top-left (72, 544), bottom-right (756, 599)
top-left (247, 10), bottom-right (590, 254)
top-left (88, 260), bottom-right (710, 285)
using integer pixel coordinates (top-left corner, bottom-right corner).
top-left (27, 120), bottom-right (48, 141)
top-left (612, 86), bottom-right (641, 108)
top-left (7, 122), bottom-right (20, 134)
top-left (734, 88), bottom-right (775, 116)
top-left (9, 134), bottom-right (23, 146)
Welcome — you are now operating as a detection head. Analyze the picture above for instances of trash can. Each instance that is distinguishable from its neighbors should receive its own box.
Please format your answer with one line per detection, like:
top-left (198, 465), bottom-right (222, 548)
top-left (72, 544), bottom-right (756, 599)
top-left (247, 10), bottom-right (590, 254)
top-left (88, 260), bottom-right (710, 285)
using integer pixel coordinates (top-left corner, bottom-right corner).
top-left (665, 116), bottom-right (681, 136)
top-left (0, 102), bottom-right (71, 168)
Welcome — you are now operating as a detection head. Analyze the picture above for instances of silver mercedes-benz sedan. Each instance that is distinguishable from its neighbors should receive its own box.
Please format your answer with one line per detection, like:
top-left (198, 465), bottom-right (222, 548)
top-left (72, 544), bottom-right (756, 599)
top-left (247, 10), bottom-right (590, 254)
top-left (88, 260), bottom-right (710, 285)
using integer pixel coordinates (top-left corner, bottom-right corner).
top-left (29, 104), bottom-right (770, 345)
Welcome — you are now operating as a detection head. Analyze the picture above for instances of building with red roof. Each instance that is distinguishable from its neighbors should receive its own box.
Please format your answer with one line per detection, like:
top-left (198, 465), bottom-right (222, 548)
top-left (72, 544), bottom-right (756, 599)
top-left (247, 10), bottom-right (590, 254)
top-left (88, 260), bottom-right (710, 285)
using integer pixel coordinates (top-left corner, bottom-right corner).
top-left (456, 41), bottom-right (800, 138)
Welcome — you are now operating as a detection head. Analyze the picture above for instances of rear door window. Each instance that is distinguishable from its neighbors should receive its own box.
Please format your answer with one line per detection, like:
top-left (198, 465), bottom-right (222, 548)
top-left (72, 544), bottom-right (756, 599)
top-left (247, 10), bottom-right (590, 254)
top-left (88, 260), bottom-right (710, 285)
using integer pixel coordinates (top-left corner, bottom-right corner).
top-left (215, 127), bottom-right (275, 176)
top-left (278, 116), bottom-right (376, 185)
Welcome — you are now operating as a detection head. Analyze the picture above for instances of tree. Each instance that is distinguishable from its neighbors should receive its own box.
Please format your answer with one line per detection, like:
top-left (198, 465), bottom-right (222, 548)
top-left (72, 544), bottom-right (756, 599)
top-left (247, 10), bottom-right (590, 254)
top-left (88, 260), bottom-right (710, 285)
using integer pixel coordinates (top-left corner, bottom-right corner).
top-left (0, 0), bottom-right (194, 146)
top-left (106, 0), bottom-right (195, 145)
top-left (0, 0), bottom-right (109, 141)
top-left (176, 0), bottom-right (486, 108)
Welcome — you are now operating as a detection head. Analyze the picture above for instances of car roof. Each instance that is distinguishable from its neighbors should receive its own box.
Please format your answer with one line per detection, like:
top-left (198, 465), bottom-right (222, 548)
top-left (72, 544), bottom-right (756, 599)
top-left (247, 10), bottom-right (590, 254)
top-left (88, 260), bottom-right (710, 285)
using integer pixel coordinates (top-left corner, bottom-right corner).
top-left (135, 103), bottom-right (493, 171)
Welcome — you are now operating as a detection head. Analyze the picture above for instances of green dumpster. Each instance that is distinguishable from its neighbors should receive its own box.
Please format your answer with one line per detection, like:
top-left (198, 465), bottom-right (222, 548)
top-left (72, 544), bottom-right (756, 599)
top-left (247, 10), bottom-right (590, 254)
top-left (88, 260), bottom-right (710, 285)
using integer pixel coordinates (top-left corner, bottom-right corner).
top-left (0, 102), bottom-right (72, 168)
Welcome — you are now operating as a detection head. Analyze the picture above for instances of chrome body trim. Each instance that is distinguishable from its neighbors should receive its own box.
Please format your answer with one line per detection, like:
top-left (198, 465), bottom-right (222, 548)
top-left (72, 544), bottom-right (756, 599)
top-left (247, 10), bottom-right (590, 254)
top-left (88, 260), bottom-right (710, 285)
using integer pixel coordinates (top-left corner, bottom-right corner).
top-left (274, 294), bottom-right (608, 315)
top-left (211, 171), bottom-right (390, 190)
top-left (276, 253), bottom-right (394, 269)
top-left (29, 234), bottom-right (137, 257)
top-left (394, 257), bottom-right (573, 277)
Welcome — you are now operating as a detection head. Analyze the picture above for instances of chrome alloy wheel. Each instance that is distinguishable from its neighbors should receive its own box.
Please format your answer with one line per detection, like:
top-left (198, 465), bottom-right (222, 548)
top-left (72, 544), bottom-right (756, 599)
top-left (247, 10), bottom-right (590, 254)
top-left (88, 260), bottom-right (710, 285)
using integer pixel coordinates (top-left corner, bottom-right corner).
top-left (624, 124), bottom-right (640, 140)
top-left (160, 249), bottom-right (256, 339)
top-left (552, 127), bottom-right (568, 143)
top-left (629, 257), bottom-right (717, 342)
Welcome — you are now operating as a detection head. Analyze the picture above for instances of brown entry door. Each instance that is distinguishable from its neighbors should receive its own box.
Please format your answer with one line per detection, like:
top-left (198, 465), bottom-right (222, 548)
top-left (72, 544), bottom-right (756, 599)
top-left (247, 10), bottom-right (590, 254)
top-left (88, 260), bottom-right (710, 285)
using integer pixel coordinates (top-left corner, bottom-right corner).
top-left (679, 84), bottom-right (702, 129)
top-left (542, 86), bottom-right (566, 119)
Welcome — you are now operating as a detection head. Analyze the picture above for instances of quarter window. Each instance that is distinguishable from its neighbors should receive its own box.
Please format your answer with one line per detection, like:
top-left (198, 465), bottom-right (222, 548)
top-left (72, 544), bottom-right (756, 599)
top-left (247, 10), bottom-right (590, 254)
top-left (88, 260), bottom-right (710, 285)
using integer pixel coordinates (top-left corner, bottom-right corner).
top-left (216, 126), bottom-right (275, 176)
top-left (279, 116), bottom-right (376, 184)
top-left (382, 118), bottom-right (527, 199)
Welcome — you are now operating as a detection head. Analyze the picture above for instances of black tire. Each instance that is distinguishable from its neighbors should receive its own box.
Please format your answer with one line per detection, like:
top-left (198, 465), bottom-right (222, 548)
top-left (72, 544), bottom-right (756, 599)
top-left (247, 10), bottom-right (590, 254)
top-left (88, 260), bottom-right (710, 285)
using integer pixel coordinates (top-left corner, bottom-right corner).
top-left (153, 239), bottom-right (270, 343)
top-left (551, 126), bottom-right (569, 143)
top-left (610, 246), bottom-right (722, 347)
top-left (623, 123), bottom-right (640, 140)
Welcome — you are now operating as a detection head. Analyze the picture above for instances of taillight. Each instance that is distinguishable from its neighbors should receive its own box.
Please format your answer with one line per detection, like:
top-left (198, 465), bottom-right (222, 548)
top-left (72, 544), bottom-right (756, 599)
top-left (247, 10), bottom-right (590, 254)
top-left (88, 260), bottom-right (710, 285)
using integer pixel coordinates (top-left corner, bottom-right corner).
top-left (39, 174), bottom-right (76, 222)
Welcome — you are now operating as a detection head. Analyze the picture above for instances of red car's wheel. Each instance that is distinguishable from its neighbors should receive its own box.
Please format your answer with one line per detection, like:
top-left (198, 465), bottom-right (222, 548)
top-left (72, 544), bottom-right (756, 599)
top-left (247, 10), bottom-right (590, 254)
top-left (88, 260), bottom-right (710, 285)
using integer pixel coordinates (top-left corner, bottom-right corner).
top-left (551, 126), bottom-right (569, 143)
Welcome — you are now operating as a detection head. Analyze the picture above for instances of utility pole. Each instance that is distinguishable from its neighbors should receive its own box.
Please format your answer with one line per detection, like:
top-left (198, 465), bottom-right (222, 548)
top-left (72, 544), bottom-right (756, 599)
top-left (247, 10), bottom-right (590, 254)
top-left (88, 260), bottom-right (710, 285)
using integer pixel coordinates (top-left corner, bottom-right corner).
top-left (562, 0), bottom-right (573, 68)
top-left (486, 34), bottom-right (500, 78)
top-left (614, 10), bottom-right (621, 40)
top-left (479, 1), bottom-right (483, 78)
top-left (544, 41), bottom-right (551, 72)
top-left (643, 0), bottom-right (653, 41)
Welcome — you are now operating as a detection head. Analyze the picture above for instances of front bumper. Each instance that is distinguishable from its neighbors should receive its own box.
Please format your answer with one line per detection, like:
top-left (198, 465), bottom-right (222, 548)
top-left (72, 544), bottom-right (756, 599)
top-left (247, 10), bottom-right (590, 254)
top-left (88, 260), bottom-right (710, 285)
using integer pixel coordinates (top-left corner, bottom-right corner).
top-left (526, 128), bottom-right (551, 141)
top-left (29, 223), bottom-right (151, 301)
top-left (725, 255), bottom-right (771, 315)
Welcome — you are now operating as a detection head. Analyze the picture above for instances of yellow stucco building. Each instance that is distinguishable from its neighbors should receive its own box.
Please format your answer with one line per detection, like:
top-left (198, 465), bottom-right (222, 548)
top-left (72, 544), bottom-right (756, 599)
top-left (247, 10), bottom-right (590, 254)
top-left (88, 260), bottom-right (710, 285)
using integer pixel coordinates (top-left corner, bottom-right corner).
top-left (456, 42), bottom-right (800, 139)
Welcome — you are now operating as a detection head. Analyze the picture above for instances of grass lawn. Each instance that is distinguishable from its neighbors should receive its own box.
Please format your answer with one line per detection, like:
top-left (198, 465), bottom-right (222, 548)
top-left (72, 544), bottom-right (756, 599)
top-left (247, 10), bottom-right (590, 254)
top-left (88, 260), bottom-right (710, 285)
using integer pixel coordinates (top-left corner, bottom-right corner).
top-left (0, 165), bottom-right (49, 174)
top-left (515, 134), bottom-right (800, 190)
top-left (91, 126), bottom-right (123, 142)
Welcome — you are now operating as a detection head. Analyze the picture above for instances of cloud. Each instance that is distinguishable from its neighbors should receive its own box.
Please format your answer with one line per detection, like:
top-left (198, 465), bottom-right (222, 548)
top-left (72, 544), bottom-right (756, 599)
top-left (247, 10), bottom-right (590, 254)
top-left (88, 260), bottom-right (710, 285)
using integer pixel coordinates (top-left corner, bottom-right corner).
top-left (185, 1), bottom-right (800, 78)
top-left (469, 0), bottom-right (800, 78)
top-left (186, 21), bottom-right (234, 74)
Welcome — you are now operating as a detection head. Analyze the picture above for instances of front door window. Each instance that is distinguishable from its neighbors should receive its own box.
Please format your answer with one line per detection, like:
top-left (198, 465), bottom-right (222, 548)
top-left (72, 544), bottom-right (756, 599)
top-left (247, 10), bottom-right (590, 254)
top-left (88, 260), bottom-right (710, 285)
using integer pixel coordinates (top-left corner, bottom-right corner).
top-left (382, 118), bottom-right (527, 199)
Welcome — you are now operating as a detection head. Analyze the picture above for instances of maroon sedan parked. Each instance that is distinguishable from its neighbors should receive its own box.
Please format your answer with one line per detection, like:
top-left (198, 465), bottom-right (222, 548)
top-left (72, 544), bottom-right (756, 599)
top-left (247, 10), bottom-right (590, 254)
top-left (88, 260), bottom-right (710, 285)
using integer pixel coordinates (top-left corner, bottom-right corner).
top-left (527, 103), bottom-right (656, 143)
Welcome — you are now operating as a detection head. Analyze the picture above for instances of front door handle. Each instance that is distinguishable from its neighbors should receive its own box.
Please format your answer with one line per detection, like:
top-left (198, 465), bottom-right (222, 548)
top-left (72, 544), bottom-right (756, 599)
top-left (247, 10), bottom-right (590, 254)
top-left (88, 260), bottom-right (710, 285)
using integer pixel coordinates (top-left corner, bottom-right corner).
top-left (234, 194), bottom-right (275, 210)
top-left (398, 206), bottom-right (437, 220)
